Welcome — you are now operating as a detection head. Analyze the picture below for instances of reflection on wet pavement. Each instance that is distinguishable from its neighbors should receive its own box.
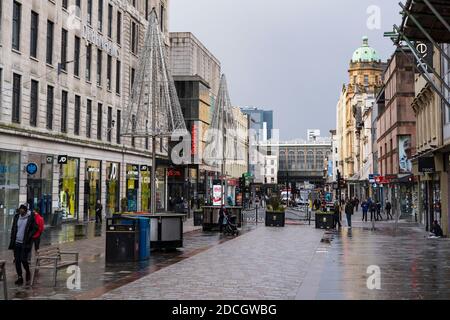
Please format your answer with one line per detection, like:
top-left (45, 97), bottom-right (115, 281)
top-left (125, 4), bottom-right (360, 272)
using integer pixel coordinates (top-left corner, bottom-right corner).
top-left (0, 219), bottom-right (256, 300)
top-left (316, 221), bottom-right (450, 300)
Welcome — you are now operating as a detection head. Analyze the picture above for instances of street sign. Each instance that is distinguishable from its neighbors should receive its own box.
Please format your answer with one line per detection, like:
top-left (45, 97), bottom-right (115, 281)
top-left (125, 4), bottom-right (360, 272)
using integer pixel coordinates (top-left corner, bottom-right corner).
top-left (140, 165), bottom-right (149, 172)
top-left (57, 155), bottom-right (68, 164)
top-left (46, 155), bottom-right (54, 164)
top-left (26, 163), bottom-right (38, 175)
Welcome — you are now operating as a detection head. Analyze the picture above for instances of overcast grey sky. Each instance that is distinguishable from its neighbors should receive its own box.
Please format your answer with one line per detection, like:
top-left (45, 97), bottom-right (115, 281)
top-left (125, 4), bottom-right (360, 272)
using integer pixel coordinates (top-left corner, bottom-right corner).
top-left (169, 0), bottom-right (401, 140)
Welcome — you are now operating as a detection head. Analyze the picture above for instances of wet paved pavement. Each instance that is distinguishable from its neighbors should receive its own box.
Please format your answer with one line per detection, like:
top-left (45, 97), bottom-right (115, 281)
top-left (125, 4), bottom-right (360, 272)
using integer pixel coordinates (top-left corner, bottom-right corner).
top-left (0, 218), bottom-right (255, 300)
top-left (2, 209), bottom-right (450, 300)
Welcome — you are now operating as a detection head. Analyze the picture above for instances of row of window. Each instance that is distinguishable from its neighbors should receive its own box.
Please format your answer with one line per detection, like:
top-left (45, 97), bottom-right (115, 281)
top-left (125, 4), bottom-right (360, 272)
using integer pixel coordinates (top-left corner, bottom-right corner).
top-left (10, 72), bottom-right (122, 144)
top-left (279, 151), bottom-right (328, 170)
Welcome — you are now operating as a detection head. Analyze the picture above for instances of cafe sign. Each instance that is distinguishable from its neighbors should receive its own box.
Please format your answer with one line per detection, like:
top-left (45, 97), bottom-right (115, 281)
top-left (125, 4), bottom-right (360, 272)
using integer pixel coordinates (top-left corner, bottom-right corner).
top-left (83, 25), bottom-right (120, 59)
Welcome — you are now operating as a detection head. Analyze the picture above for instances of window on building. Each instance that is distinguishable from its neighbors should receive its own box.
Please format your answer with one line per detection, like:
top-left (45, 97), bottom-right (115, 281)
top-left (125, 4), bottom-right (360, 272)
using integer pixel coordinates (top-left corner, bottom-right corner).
top-left (353, 75), bottom-right (357, 85)
top-left (86, 99), bottom-right (92, 138)
top-left (307, 151), bottom-right (314, 169)
top-left (12, 1), bottom-right (21, 51)
top-left (131, 114), bottom-right (136, 147)
top-left (62, 0), bottom-right (68, 10)
top-left (98, 0), bottom-right (103, 32)
top-left (364, 75), bottom-right (369, 86)
top-left (107, 54), bottom-right (112, 90)
top-left (74, 36), bottom-right (80, 76)
top-left (61, 90), bottom-right (68, 133)
top-left (61, 29), bottom-right (68, 71)
top-left (116, 109), bottom-right (121, 144)
top-left (107, 106), bottom-right (112, 142)
top-left (107, 4), bottom-right (113, 38)
top-left (97, 49), bottom-right (102, 86)
top-left (86, 44), bottom-right (92, 81)
top-left (160, 4), bottom-right (165, 31)
top-left (0, 0), bottom-right (3, 44)
top-left (46, 85), bottom-right (54, 130)
top-left (316, 151), bottom-right (324, 170)
top-left (298, 151), bottom-right (304, 169)
top-left (87, 0), bottom-right (93, 25)
top-left (131, 21), bottom-right (138, 54)
top-left (46, 21), bottom-right (54, 64)
top-left (117, 11), bottom-right (122, 45)
top-left (74, 95), bottom-right (81, 135)
top-left (130, 67), bottom-right (136, 90)
top-left (116, 60), bottom-right (121, 94)
top-left (30, 11), bottom-right (39, 58)
top-left (288, 151), bottom-right (295, 169)
top-left (30, 80), bottom-right (39, 127)
top-left (97, 103), bottom-right (103, 140)
top-left (12, 73), bottom-right (21, 123)
top-left (75, 0), bottom-right (81, 17)
top-left (145, 0), bottom-right (149, 20)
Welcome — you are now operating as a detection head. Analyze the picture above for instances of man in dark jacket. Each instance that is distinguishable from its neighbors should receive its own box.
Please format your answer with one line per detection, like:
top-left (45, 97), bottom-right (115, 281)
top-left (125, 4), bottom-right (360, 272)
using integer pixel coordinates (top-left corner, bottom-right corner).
top-left (385, 201), bottom-right (392, 220)
top-left (218, 205), bottom-right (226, 232)
top-left (9, 204), bottom-right (38, 286)
top-left (345, 199), bottom-right (354, 228)
top-left (376, 201), bottom-right (383, 221)
top-left (370, 202), bottom-right (377, 222)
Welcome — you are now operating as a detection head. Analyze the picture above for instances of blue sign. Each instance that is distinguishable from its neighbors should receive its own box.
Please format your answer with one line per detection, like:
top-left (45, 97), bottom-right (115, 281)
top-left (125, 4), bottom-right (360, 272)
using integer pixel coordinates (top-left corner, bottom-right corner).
top-left (26, 163), bottom-right (38, 175)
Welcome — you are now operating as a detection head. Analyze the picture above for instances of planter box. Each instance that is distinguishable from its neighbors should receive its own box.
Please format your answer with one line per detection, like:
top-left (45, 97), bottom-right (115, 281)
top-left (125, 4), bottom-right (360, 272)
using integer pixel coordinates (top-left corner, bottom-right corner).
top-left (315, 212), bottom-right (334, 229)
top-left (265, 211), bottom-right (285, 227)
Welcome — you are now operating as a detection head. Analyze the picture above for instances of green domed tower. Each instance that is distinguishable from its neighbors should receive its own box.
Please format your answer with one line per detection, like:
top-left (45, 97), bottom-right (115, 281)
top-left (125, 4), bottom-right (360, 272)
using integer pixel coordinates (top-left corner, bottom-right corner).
top-left (348, 36), bottom-right (384, 93)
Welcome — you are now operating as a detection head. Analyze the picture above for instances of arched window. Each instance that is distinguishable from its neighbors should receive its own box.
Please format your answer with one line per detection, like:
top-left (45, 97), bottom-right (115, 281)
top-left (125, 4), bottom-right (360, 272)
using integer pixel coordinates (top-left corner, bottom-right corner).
top-left (307, 151), bottom-right (314, 169)
top-left (316, 151), bottom-right (324, 170)
top-left (288, 151), bottom-right (296, 169)
top-left (279, 151), bottom-right (287, 169)
top-left (298, 151), bottom-right (305, 169)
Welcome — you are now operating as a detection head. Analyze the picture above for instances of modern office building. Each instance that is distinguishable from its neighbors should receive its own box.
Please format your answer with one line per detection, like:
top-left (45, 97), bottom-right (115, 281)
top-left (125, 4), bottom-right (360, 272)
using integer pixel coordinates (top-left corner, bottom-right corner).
top-left (0, 0), bottom-right (170, 228)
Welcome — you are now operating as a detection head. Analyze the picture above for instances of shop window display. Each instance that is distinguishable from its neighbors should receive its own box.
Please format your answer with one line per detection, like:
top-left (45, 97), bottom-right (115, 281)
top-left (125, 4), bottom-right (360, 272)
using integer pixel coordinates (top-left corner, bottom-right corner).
top-left (26, 153), bottom-right (53, 224)
top-left (106, 162), bottom-right (120, 215)
top-left (126, 164), bottom-right (139, 212)
top-left (141, 167), bottom-right (151, 212)
top-left (0, 151), bottom-right (20, 229)
top-left (59, 158), bottom-right (79, 220)
top-left (84, 160), bottom-right (101, 221)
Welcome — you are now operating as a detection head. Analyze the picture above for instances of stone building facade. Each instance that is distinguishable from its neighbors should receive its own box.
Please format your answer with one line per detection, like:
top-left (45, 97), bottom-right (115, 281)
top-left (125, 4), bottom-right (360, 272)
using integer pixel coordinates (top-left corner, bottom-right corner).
top-left (0, 0), bottom-right (170, 227)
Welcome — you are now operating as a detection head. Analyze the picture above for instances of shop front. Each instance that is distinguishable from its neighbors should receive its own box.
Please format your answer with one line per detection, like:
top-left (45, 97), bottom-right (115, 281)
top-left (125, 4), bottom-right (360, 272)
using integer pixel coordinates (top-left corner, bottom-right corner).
top-left (156, 167), bottom-right (166, 211)
top-left (84, 160), bottom-right (101, 221)
top-left (168, 167), bottom-right (185, 212)
top-left (0, 150), bottom-right (20, 230)
top-left (141, 165), bottom-right (151, 212)
top-left (26, 153), bottom-right (53, 224)
top-left (106, 162), bottom-right (120, 216)
top-left (59, 158), bottom-right (80, 220)
top-left (126, 164), bottom-right (139, 212)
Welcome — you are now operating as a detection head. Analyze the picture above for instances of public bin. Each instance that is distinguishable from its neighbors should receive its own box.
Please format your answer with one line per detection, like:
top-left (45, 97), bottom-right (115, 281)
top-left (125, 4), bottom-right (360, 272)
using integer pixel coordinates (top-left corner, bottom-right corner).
top-left (105, 218), bottom-right (139, 263)
top-left (136, 216), bottom-right (150, 260)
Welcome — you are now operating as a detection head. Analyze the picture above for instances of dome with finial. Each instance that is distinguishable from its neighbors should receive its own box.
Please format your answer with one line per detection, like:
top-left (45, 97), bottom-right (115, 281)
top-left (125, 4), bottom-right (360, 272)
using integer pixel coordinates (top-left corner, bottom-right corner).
top-left (351, 36), bottom-right (380, 63)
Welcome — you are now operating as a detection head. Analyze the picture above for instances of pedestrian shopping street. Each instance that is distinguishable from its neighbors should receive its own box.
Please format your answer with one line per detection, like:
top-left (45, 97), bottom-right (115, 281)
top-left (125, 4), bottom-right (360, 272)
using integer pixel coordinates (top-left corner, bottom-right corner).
top-left (1, 209), bottom-right (450, 300)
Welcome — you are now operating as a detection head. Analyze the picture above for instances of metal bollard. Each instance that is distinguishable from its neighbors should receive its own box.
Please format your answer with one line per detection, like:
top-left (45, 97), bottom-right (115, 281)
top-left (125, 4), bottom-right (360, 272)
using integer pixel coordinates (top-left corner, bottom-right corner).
top-left (256, 204), bottom-right (258, 225)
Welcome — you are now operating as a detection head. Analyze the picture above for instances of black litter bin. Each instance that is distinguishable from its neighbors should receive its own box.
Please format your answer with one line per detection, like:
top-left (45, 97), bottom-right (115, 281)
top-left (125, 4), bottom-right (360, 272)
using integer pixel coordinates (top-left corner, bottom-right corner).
top-left (51, 211), bottom-right (63, 227)
top-left (105, 218), bottom-right (139, 263)
top-left (193, 210), bottom-right (203, 226)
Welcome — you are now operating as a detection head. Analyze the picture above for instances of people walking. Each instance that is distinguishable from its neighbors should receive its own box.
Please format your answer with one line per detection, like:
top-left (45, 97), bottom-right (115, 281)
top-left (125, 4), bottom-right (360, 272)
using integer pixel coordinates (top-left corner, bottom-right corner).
top-left (333, 201), bottom-right (341, 229)
top-left (354, 197), bottom-right (360, 212)
top-left (345, 199), bottom-right (354, 228)
top-left (361, 200), bottom-right (369, 222)
top-left (376, 201), bottom-right (383, 221)
top-left (95, 200), bottom-right (103, 224)
top-left (9, 204), bottom-right (38, 286)
top-left (385, 201), bottom-right (393, 220)
top-left (370, 201), bottom-right (377, 221)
